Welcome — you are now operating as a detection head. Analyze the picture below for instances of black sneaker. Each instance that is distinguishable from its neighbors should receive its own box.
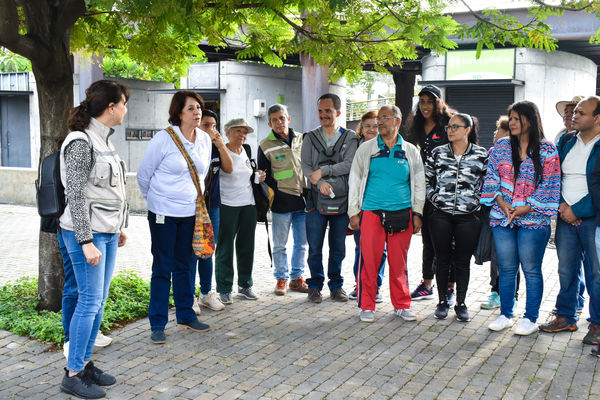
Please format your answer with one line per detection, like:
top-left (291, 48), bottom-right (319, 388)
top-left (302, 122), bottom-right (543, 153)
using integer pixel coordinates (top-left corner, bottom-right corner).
top-left (434, 301), bottom-right (449, 320)
top-left (455, 303), bottom-right (471, 322)
top-left (151, 330), bottom-right (166, 344)
top-left (177, 319), bottom-right (210, 332)
top-left (84, 361), bottom-right (116, 386)
top-left (60, 368), bottom-right (106, 399)
top-left (308, 289), bottom-right (322, 303)
top-left (411, 281), bottom-right (435, 300)
top-left (330, 288), bottom-right (349, 302)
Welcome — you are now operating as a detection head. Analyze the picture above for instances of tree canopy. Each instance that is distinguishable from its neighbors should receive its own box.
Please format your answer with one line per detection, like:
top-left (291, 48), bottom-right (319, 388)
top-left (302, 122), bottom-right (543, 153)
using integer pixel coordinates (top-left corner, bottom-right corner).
top-left (0, 0), bottom-right (599, 310)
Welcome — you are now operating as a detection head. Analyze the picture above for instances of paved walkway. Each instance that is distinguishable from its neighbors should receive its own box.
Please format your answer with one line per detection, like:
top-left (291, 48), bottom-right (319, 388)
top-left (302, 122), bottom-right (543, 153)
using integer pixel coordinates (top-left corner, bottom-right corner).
top-left (0, 203), bottom-right (599, 399)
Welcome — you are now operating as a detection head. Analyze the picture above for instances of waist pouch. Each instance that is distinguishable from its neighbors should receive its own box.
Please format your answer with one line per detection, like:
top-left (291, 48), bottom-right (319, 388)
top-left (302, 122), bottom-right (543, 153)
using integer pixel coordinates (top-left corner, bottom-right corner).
top-left (373, 208), bottom-right (411, 234)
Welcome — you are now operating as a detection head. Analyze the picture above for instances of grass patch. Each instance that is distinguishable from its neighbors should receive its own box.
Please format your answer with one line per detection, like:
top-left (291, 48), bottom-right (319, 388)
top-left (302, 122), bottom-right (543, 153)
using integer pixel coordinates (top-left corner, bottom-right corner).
top-left (0, 271), bottom-right (156, 347)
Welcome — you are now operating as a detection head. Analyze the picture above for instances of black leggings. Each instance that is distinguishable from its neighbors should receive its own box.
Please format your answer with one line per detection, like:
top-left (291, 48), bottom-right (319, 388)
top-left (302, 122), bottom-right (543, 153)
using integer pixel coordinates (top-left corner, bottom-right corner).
top-left (430, 210), bottom-right (481, 305)
top-left (422, 201), bottom-right (456, 282)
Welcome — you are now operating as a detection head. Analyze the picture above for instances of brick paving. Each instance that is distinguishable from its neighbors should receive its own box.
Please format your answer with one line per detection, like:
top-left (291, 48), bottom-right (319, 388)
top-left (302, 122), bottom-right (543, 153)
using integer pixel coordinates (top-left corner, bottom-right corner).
top-left (1, 203), bottom-right (599, 399)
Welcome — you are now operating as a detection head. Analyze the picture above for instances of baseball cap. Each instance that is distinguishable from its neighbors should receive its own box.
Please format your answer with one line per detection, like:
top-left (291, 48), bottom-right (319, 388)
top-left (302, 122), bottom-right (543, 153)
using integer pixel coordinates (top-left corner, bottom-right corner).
top-left (418, 84), bottom-right (442, 99)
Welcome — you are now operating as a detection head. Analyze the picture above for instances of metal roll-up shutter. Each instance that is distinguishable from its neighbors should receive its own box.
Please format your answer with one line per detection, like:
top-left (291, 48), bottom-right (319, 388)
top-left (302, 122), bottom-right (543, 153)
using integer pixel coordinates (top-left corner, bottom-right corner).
top-left (446, 86), bottom-right (514, 149)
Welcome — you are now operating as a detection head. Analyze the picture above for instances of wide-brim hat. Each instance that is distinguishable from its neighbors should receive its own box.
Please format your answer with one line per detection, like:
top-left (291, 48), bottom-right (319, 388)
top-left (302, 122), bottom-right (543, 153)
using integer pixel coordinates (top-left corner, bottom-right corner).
top-left (224, 118), bottom-right (254, 133)
top-left (418, 84), bottom-right (441, 99)
top-left (556, 95), bottom-right (585, 117)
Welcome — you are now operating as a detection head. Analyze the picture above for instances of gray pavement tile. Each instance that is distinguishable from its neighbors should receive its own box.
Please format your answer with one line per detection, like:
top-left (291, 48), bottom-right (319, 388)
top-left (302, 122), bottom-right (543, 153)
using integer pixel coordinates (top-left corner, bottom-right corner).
top-left (0, 204), bottom-right (598, 399)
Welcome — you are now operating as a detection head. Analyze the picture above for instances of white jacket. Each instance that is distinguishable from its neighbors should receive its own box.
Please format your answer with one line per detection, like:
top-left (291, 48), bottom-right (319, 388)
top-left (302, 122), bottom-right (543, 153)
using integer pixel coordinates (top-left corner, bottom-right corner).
top-left (348, 135), bottom-right (425, 218)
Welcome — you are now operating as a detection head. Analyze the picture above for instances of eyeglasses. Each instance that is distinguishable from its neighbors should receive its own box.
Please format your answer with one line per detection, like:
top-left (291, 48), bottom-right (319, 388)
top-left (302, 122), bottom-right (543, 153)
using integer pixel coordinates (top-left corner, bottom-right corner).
top-left (378, 116), bottom-right (396, 121)
top-left (445, 124), bottom-right (467, 132)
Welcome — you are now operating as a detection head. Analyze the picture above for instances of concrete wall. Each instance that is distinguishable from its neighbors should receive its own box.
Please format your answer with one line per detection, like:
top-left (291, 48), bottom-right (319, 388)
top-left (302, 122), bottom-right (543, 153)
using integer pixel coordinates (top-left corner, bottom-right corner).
top-left (79, 78), bottom-right (175, 173)
top-left (0, 167), bottom-right (146, 212)
top-left (217, 61), bottom-right (303, 157)
top-left (421, 48), bottom-right (598, 141)
top-left (513, 48), bottom-right (597, 140)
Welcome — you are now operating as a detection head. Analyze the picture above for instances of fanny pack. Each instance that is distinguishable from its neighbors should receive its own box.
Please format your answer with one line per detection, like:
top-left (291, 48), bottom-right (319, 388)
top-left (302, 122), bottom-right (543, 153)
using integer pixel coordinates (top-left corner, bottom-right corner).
top-left (373, 208), bottom-right (411, 234)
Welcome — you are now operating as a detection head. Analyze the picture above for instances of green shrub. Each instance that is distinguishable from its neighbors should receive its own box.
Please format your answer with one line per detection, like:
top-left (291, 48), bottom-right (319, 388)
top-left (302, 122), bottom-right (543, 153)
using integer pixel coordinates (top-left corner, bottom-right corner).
top-left (0, 271), bottom-right (154, 346)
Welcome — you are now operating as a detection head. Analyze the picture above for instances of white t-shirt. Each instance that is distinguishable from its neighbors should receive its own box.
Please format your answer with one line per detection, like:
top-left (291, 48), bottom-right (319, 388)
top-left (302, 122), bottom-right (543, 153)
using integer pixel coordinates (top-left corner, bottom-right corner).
top-left (219, 147), bottom-right (255, 207)
top-left (562, 133), bottom-right (600, 206)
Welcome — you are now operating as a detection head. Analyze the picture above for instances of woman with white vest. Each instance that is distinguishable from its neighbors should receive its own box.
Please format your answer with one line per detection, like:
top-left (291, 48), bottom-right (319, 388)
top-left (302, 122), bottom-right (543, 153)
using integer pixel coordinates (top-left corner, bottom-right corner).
top-left (58, 80), bottom-right (129, 399)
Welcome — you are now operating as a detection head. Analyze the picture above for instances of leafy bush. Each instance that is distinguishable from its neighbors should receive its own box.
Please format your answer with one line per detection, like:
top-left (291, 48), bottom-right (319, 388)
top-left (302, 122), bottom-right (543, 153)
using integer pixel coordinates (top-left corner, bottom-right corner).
top-left (0, 271), bottom-right (153, 346)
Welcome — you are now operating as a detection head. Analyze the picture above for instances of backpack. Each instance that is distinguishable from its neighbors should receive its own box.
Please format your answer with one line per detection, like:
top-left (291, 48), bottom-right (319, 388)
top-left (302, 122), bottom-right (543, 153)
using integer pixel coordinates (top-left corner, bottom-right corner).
top-left (242, 144), bottom-right (274, 222)
top-left (305, 128), bottom-right (350, 215)
top-left (35, 133), bottom-right (93, 224)
top-left (36, 151), bottom-right (65, 219)
top-left (242, 144), bottom-right (274, 266)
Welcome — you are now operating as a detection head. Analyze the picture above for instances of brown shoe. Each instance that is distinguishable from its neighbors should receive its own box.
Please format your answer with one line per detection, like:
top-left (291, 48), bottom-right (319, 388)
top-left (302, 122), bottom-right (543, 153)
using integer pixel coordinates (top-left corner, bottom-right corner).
top-left (308, 289), bottom-right (322, 303)
top-left (274, 279), bottom-right (287, 296)
top-left (583, 323), bottom-right (600, 345)
top-left (540, 315), bottom-right (577, 333)
top-left (330, 288), bottom-right (349, 302)
top-left (289, 277), bottom-right (308, 293)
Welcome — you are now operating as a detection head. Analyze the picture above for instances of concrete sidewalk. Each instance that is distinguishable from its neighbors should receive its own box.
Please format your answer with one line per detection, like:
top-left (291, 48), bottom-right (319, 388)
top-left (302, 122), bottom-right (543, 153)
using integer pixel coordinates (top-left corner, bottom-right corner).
top-left (0, 203), bottom-right (599, 399)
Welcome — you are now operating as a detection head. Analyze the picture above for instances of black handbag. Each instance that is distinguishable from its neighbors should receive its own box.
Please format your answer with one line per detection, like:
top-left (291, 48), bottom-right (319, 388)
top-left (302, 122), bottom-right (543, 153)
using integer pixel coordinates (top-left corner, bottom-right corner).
top-left (373, 208), bottom-right (411, 234)
top-left (474, 206), bottom-right (492, 265)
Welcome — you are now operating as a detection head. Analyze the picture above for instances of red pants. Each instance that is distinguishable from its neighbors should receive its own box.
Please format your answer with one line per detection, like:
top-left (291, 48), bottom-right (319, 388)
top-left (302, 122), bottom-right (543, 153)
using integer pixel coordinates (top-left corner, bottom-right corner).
top-left (357, 210), bottom-right (413, 311)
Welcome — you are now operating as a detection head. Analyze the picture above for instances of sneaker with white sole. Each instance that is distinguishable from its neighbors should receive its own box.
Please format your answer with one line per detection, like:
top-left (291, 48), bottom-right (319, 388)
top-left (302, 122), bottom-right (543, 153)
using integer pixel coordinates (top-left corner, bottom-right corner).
top-left (219, 292), bottom-right (233, 305)
top-left (489, 315), bottom-right (514, 331)
top-left (375, 290), bottom-right (383, 304)
top-left (359, 309), bottom-right (375, 322)
top-left (514, 318), bottom-right (538, 336)
top-left (199, 292), bottom-right (225, 311)
top-left (94, 332), bottom-right (113, 348)
top-left (238, 286), bottom-right (258, 300)
top-left (396, 308), bottom-right (417, 321)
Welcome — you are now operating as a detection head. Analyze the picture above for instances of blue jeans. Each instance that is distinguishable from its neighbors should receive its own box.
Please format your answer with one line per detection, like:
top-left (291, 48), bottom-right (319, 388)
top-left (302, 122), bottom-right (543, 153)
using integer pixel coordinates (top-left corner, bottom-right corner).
top-left (305, 205), bottom-right (348, 291)
top-left (148, 212), bottom-right (198, 331)
top-left (492, 225), bottom-right (550, 323)
top-left (353, 230), bottom-right (385, 288)
top-left (272, 210), bottom-right (307, 281)
top-left (58, 230), bottom-right (77, 342)
top-left (61, 230), bottom-right (118, 372)
top-left (556, 219), bottom-right (600, 324)
top-left (192, 206), bottom-right (220, 296)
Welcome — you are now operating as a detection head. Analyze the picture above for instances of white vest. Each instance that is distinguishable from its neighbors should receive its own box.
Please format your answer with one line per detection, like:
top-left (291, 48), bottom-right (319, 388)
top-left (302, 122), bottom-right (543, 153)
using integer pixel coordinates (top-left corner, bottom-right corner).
top-left (59, 118), bottom-right (128, 234)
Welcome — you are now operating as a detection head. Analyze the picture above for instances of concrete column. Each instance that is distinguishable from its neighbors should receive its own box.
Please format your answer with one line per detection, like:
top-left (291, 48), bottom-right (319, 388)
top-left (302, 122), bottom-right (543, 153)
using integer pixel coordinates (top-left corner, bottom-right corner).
top-left (73, 52), bottom-right (103, 104)
top-left (300, 53), bottom-right (330, 131)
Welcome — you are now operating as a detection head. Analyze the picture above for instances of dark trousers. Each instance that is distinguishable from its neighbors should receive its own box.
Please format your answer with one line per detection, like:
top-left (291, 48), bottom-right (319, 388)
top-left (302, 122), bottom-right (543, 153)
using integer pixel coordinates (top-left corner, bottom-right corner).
top-left (430, 210), bottom-right (480, 305)
top-left (422, 201), bottom-right (456, 283)
top-left (215, 204), bottom-right (257, 293)
top-left (148, 211), bottom-right (197, 330)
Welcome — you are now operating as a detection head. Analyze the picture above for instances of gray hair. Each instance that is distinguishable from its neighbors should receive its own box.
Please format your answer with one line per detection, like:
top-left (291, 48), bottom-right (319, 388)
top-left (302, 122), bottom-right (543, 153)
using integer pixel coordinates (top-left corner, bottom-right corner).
top-left (267, 104), bottom-right (289, 119)
top-left (379, 104), bottom-right (402, 120)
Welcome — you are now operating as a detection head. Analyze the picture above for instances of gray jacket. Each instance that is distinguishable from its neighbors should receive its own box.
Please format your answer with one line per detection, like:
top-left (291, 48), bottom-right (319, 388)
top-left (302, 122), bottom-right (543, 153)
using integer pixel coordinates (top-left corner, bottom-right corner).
top-left (301, 126), bottom-right (359, 191)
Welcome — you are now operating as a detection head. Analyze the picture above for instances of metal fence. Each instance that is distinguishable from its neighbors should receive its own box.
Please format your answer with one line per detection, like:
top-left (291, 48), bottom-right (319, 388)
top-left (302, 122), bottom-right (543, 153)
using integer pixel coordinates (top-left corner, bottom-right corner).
top-left (347, 97), bottom-right (394, 121)
top-left (0, 72), bottom-right (29, 92)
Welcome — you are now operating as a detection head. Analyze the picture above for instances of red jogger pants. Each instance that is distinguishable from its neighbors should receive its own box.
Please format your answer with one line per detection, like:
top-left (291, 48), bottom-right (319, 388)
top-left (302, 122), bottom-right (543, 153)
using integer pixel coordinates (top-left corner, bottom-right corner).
top-left (357, 210), bottom-right (413, 311)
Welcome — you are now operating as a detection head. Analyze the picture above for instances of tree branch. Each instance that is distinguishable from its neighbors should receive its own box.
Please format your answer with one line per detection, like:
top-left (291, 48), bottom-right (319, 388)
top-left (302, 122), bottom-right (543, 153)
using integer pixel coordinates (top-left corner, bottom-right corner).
top-left (459, 0), bottom-right (537, 32)
top-left (55, 0), bottom-right (86, 37)
top-left (531, 0), bottom-right (593, 12)
top-left (0, 0), bottom-right (20, 47)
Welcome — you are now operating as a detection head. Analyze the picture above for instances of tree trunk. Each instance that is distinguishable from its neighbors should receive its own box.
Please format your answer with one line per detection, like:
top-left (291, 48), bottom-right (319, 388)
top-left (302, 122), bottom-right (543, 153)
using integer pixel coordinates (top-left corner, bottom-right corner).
top-left (33, 50), bottom-right (74, 312)
top-left (392, 70), bottom-right (416, 126)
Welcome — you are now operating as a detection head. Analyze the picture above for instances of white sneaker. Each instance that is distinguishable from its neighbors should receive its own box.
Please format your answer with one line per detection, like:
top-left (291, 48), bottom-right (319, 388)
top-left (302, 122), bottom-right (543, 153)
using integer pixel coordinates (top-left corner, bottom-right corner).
top-left (94, 332), bottom-right (113, 348)
top-left (359, 309), bottom-right (375, 322)
top-left (192, 297), bottom-right (202, 315)
top-left (395, 308), bottom-right (417, 321)
top-left (63, 341), bottom-right (69, 360)
top-left (489, 315), bottom-right (514, 331)
top-left (199, 292), bottom-right (225, 311)
top-left (514, 318), bottom-right (539, 336)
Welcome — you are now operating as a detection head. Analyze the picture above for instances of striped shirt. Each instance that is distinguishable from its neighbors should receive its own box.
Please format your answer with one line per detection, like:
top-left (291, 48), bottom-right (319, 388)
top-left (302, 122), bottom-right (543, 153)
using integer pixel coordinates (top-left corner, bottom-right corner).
top-left (481, 137), bottom-right (560, 228)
